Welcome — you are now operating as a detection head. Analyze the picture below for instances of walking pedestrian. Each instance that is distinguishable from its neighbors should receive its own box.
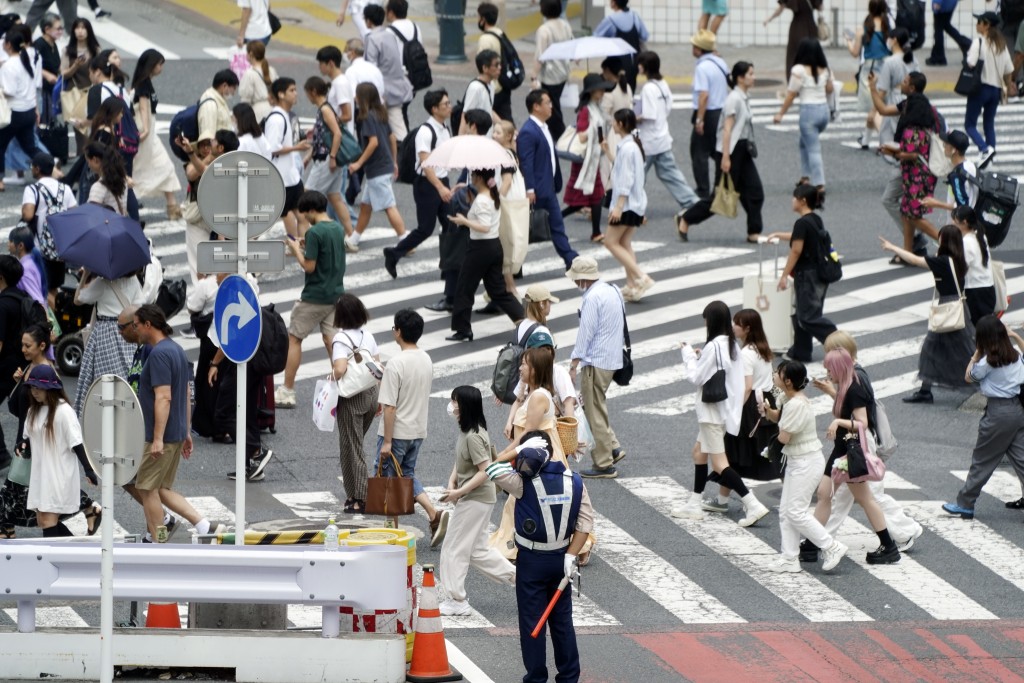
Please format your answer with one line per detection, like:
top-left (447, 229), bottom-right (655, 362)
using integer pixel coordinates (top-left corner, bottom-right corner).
top-left (130, 49), bottom-right (182, 220)
top-left (873, 27), bottom-right (919, 147)
top-left (562, 74), bottom-right (613, 244)
top-left (880, 226), bottom-right (974, 404)
top-left (330, 294), bottom-right (379, 515)
top-left (763, 0), bottom-right (822, 76)
top-left (25, 0), bottom-right (77, 31)
top-left (678, 61), bottom-right (764, 243)
top-left (60, 18), bottom-right (100, 153)
top-left (8, 226), bottom-right (47, 308)
top-left (33, 13), bottom-right (62, 111)
top-left (531, 0), bottom-right (573, 141)
top-left (476, 3), bottom-right (515, 122)
top-left (952, 206), bottom-right (995, 325)
top-left (438, 385), bottom-right (516, 617)
top-left (701, 0), bottom-right (729, 34)
top-left (341, 39), bottom-right (385, 100)
top-left (23, 152), bottom-right (75, 305)
top-left (601, 109), bottom-right (653, 302)
top-left (337, 0), bottom-right (381, 39)
top-left (83, 142), bottom-right (129, 216)
top-left (774, 38), bottom-right (834, 191)
top-left (673, 300), bottom-right (771, 526)
top-left (0, 29), bottom-right (39, 193)
top-left (304, 76), bottom-right (355, 238)
top-left (363, 3), bottom-right (412, 141)
top-left (921, 129), bottom-right (977, 221)
top-left (265, 77), bottom-right (310, 240)
top-left (942, 315), bottom-right (1024, 519)
top-left (845, 0), bottom-right (891, 150)
top-left (493, 119), bottom-right (529, 301)
top-left (690, 29), bottom-right (729, 200)
top-left (765, 184), bottom-right (837, 362)
top-left (635, 51), bottom-right (699, 223)
top-left (593, 0), bottom-right (649, 91)
top-left (238, 40), bottom-right (277, 122)
top-left (236, 0), bottom-right (273, 47)
top-left (446, 168), bottom-right (525, 341)
top-left (567, 256), bottom-right (626, 479)
top-left (927, 0), bottom-right (971, 65)
top-left (963, 11), bottom-right (1017, 168)
top-left (196, 70), bottom-right (239, 153)
top-left (348, 82), bottom-right (406, 243)
top-left (598, 58), bottom-right (632, 196)
top-left (760, 360), bottom-right (847, 573)
top-left (458, 50), bottom-right (500, 134)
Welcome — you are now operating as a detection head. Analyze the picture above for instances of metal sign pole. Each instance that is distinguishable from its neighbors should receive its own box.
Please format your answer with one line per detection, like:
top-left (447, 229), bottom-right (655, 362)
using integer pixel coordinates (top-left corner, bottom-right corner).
top-left (99, 375), bottom-right (115, 683)
top-left (235, 162), bottom-right (248, 546)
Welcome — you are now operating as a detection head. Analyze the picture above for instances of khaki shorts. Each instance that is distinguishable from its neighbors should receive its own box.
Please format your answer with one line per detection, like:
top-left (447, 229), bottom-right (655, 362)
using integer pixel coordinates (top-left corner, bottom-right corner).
top-left (288, 301), bottom-right (337, 340)
top-left (135, 441), bottom-right (184, 491)
top-left (698, 422), bottom-right (726, 455)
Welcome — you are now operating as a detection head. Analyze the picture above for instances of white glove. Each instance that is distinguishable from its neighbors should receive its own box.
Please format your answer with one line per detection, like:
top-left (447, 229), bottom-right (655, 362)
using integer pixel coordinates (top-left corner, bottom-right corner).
top-left (563, 553), bottom-right (578, 580)
top-left (516, 436), bottom-right (548, 454)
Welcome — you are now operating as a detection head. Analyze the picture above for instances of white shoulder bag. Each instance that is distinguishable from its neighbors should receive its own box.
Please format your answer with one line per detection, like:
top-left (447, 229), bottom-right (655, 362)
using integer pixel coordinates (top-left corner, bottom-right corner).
top-left (336, 331), bottom-right (383, 398)
top-left (927, 257), bottom-right (966, 333)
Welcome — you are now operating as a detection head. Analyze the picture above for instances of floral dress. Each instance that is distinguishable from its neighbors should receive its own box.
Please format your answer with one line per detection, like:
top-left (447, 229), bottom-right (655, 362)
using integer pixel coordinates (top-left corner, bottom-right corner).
top-left (899, 126), bottom-right (937, 219)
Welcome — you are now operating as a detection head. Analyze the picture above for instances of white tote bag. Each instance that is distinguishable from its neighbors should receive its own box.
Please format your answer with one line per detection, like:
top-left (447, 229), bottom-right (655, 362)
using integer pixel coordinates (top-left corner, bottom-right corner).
top-left (312, 375), bottom-right (339, 432)
top-left (336, 331), bottom-right (383, 398)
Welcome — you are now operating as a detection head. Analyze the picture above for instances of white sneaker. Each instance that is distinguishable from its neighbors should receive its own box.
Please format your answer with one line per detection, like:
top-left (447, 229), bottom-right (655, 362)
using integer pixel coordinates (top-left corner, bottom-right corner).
top-left (701, 497), bottom-right (729, 513)
top-left (274, 386), bottom-right (296, 408)
top-left (766, 556), bottom-right (801, 573)
top-left (738, 500), bottom-right (770, 527)
top-left (978, 147), bottom-right (997, 170)
top-left (670, 501), bottom-right (704, 520)
top-left (820, 540), bottom-right (848, 572)
top-left (897, 525), bottom-right (923, 553)
top-left (439, 600), bottom-right (471, 617)
top-left (344, 238), bottom-right (359, 253)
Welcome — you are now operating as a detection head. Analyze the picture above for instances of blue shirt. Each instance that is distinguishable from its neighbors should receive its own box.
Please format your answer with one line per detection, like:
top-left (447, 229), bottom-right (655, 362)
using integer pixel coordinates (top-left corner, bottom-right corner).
top-left (572, 280), bottom-right (624, 371)
top-left (970, 354), bottom-right (1024, 399)
top-left (692, 54), bottom-right (729, 110)
top-left (593, 10), bottom-right (649, 42)
top-left (611, 137), bottom-right (646, 216)
top-left (140, 338), bottom-right (192, 442)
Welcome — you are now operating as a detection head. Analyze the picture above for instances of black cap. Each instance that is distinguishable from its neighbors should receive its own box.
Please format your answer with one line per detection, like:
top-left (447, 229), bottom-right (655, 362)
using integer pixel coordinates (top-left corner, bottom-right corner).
top-left (31, 152), bottom-right (55, 175)
top-left (973, 11), bottom-right (1001, 26)
top-left (940, 130), bottom-right (970, 154)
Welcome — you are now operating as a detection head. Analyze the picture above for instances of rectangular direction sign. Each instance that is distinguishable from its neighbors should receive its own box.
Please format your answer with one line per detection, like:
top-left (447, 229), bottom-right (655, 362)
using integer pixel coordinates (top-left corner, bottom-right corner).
top-left (197, 240), bottom-right (287, 274)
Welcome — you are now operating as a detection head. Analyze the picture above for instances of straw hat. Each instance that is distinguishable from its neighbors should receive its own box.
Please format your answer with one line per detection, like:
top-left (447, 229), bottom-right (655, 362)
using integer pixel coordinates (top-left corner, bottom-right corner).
top-left (691, 28), bottom-right (717, 53)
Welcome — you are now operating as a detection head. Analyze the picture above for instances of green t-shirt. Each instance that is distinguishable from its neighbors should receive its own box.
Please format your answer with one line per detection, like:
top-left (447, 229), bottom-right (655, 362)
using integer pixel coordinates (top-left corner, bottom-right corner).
top-left (301, 220), bottom-right (346, 304)
top-left (456, 429), bottom-right (496, 504)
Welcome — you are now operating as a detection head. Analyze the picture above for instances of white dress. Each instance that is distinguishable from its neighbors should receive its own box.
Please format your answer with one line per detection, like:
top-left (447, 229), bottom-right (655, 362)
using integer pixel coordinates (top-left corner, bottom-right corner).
top-left (26, 401), bottom-right (85, 515)
top-left (132, 102), bottom-right (182, 198)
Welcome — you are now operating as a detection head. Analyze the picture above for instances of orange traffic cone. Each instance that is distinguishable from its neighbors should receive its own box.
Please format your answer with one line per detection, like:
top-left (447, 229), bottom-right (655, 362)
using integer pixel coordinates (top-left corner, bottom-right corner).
top-left (145, 602), bottom-right (182, 629)
top-left (406, 565), bottom-right (462, 682)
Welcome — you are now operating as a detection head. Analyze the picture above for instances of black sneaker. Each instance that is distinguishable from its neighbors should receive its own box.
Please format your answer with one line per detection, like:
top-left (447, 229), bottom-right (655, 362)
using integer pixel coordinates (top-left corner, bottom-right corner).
top-left (95, 9), bottom-right (113, 18)
top-left (612, 448), bottom-right (627, 464)
top-left (249, 448), bottom-right (273, 479)
top-left (902, 390), bottom-right (933, 404)
top-left (383, 247), bottom-right (398, 279)
top-left (1005, 497), bottom-right (1024, 509)
top-left (866, 544), bottom-right (900, 565)
top-left (581, 466), bottom-right (618, 479)
top-left (799, 539), bottom-right (819, 563)
top-left (228, 469), bottom-right (265, 481)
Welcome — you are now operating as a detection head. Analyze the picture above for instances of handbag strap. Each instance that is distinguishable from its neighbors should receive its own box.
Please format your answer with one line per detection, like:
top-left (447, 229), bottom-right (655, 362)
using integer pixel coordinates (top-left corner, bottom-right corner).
top-left (375, 452), bottom-right (404, 478)
top-left (342, 330), bottom-right (366, 361)
top-left (934, 257), bottom-right (963, 303)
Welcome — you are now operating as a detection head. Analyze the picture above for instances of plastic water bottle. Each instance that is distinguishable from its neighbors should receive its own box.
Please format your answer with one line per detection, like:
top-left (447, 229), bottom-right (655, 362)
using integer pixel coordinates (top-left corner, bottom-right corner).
top-left (324, 518), bottom-right (340, 552)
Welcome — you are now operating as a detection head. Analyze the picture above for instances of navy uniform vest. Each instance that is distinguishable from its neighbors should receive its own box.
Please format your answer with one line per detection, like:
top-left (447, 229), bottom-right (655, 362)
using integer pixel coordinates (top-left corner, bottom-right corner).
top-left (514, 460), bottom-right (583, 553)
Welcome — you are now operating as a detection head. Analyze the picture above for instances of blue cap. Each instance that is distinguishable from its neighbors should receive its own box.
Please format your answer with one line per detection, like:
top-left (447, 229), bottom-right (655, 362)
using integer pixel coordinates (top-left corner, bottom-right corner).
top-left (24, 364), bottom-right (63, 391)
top-left (514, 447), bottom-right (550, 478)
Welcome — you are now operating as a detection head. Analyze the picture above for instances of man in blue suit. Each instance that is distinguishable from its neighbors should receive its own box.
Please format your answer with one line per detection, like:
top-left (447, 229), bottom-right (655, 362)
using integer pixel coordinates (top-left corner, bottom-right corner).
top-left (517, 89), bottom-right (578, 269)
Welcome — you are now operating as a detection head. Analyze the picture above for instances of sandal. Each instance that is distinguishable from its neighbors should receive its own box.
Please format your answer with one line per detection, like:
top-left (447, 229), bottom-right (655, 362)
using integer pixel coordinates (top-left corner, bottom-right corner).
top-left (0, 526), bottom-right (14, 539)
top-left (590, 233), bottom-right (605, 243)
top-left (85, 505), bottom-right (102, 536)
top-left (343, 498), bottom-right (355, 513)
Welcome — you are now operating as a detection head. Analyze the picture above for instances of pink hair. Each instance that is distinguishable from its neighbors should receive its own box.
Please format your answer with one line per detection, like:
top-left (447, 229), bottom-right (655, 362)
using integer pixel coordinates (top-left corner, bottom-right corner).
top-left (823, 348), bottom-right (859, 418)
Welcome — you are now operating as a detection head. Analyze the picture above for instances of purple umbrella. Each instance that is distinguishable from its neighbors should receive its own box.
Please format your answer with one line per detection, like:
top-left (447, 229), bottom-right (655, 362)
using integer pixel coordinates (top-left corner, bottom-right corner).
top-left (47, 204), bottom-right (150, 280)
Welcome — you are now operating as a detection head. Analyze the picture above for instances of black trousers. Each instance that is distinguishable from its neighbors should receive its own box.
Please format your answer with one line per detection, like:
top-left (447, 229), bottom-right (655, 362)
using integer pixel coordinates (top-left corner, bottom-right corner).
top-left (790, 269), bottom-right (837, 361)
top-left (396, 176), bottom-right (450, 258)
top-left (690, 108), bottom-right (722, 199)
top-left (494, 88), bottom-right (514, 124)
top-left (683, 144), bottom-right (764, 235)
top-left (451, 238), bottom-right (524, 334)
top-left (930, 11), bottom-right (971, 63)
top-left (544, 82), bottom-right (567, 143)
top-left (213, 362), bottom-right (262, 458)
top-left (0, 110), bottom-right (37, 176)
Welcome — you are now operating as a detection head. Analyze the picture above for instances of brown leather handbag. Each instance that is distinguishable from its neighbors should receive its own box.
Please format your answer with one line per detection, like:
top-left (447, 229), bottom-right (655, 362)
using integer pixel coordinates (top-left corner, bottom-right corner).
top-left (365, 453), bottom-right (415, 516)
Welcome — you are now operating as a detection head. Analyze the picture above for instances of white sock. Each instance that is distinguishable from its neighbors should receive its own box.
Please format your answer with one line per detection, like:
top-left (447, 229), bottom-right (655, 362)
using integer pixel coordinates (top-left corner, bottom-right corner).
top-left (195, 519), bottom-right (211, 535)
top-left (143, 532), bottom-right (153, 542)
top-left (163, 512), bottom-right (171, 525)
top-left (349, 231), bottom-right (361, 245)
top-left (717, 494), bottom-right (731, 505)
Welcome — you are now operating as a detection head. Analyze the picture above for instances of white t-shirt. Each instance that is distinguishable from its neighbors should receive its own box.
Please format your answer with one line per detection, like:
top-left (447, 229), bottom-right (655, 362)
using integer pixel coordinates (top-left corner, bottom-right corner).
top-left (467, 193), bottom-right (499, 240)
top-left (345, 58), bottom-right (385, 100)
top-left (389, 19), bottom-right (416, 43)
top-left (1, 55), bottom-right (37, 111)
top-left (788, 65), bottom-right (830, 105)
top-left (264, 106), bottom-right (301, 186)
top-left (331, 328), bottom-right (379, 361)
top-left (741, 345), bottom-right (774, 392)
top-left (89, 182), bottom-right (130, 216)
top-left (637, 79), bottom-right (673, 156)
top-left (415, 117), bottom-right (449, 178)
top-left (329, 73), bottom-right (355, 135)
top-left (237, 132), bottom-right (273, 160)
top-left (463, 78), bottom-right (494, 118)
top-left (238, 0), bottom-right (272, 40)
top-left (186, 276), bottom-right (218, 316)
top-left (23, 177), bottom-right (77, 214)
top-left (963, 232), bottom-right (994, 289)
top-left (516, 320), bottom-right (552, 345)
top-left (26, 401), bottom-right (84, 514)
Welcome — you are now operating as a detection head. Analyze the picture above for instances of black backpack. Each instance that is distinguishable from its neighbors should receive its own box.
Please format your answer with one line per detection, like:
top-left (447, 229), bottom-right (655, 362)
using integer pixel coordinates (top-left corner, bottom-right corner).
top-left (894, 0), bottom-right (925, 49)
top-left (2, 288), bottom-right (48, 335)
top-left (967, 171), bottom-right (1020, 248)
top-left (390, 25), bottom-right (432, 92)
top-left (809, 214), bottom-right (843, 284)
top-left (491, 323), bottom-right (540, 404)
top-left (397, 122), bottom-right (437, 185)
top-left (168, 97), bottom-right (215, 162)
top-left (484, 29), bottom-right (525, 92)
top-left (249, 304), bottom-right (288, 376)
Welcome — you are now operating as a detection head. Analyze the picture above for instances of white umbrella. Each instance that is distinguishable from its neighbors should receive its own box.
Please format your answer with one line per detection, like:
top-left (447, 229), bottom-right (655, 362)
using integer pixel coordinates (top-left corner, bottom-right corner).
top-left (539, 36), bottom-right (637, 62)
top-left (422, 136), bottom-right (511, 170)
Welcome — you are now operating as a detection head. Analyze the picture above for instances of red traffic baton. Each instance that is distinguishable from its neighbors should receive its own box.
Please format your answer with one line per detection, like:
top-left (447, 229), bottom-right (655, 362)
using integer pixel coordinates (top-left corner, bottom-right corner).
top-left (530, 575), bottom-right (571, 638)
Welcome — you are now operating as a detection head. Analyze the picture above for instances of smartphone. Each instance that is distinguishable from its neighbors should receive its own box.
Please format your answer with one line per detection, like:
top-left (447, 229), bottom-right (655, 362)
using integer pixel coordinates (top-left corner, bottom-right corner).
top-left (597, 126), bottom-right (604, 143)
top-left (286, 233), bottom-right (297, 241)
top-left (843, 28), bottom-right (855, 41)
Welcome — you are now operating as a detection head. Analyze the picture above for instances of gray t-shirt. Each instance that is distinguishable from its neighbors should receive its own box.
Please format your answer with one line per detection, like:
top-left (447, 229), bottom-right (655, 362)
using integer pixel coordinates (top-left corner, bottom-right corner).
top-left (140, 338), bottom-right (192, 443)
top-left (878, 54), bottom-right (917, 144)
top-left (377, 347), bottom-right (432, 440)
top-left (455, 429), bottom-right (496, 504)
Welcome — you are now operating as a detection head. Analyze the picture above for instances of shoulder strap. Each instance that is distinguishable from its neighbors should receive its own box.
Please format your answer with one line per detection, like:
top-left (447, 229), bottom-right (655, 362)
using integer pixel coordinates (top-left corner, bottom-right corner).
top-left (109, 278), bottom-right (130, 309)
top-left (388, 25), bottom-right (408, 45)
top-left (518, 321), bottom-right (540, 345)
top-left (948, 256), bottom-right (963, 298)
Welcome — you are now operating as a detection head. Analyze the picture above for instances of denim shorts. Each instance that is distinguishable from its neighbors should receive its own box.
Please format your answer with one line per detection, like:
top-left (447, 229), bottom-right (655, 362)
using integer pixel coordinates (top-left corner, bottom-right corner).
top-left (374, 436), bottom-right (424, 497)
top-left (306, 158), bottom-right (344, 195)
top-left (358, 173), bottom-right (397, 212)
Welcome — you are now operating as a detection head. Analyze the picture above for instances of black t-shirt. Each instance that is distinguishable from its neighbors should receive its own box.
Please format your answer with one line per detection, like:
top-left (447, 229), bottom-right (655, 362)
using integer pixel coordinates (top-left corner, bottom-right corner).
top-left (832, 378), bottom-right (872, 456)
top-left (33, 38), bottom-right (61, 95)
top-left (359, 112), bottom-right (394, 179)
top-left (926, 255), bottom-right (963, 297)
top-left (0, 292), bottom-right (24, 377)
top-left (132, 78), bottom-right (158, 115)
top-left (791, 213), bottom-right (821, 272)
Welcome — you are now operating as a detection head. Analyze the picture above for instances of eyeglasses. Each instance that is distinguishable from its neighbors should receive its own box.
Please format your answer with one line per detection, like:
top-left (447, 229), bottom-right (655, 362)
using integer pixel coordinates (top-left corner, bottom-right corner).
top-left (117, 322), bottom-right (131, 331)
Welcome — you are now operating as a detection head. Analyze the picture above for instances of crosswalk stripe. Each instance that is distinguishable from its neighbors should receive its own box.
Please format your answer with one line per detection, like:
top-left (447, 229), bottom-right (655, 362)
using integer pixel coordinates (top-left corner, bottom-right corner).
top-left (272, 492), bottom-right (343, 523)
top-left (3, 606), bottom-right (88, 627)
top-left (186, 495), bottom-right (236, 525)
top-left (950, 469), bottom-right (1023, 503)
top-left (591, 509), bottom-right (746, 624)
top-left (86, 13), bottom-right (181, 60)
top-left (619, 476), bottom-right (872, 623)
top-left (834, 516), bottom-right (997, 620)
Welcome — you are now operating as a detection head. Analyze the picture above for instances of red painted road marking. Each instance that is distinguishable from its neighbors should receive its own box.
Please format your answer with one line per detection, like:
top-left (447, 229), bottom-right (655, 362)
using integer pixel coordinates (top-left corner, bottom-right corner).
top-left (918, 631), bottom-right (1024, 683)
top-left (754, 630), bottom-right (881, 683)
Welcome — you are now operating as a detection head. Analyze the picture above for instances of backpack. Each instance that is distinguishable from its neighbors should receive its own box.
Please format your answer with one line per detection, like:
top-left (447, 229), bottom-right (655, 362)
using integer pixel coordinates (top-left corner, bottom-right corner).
top-left (390, 25), bottom-right (432, 92)
top-left (28, 181), bottom-right (67, 261)
top-left (967, 171), bottom-right (1020, 248)
top-left (260, 110), bottom-right (289, 148)
top-left (894, 0), bottom-right (925, 49)
top-left (484, 29), bottom-right (525, 92)
top-left (450, 79), bottom-right (488, 137)
top-left (2, 288), bottom-right (48, 336)
top-left (249, 304), bottom-right (288, 376)
top-left (491, 322), bottom-right (540, 404)
top-left (809, 214), bottom-right (843, 284)
top-left (168, 97), bottom-right (216, 162)
top-left (101, 84), bottom-right (140, 156)
top-left (397, 122), bottom-right (437, 184)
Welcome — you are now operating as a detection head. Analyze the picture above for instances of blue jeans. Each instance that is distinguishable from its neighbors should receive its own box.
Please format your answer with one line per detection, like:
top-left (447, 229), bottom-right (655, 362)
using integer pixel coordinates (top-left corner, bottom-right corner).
top-left (644, 150), bottom-right (699, 210)
top-left (964, 84), bottom-right (1002, 153)
top-left (374, 436), bottom-right (424, 497)
top-left (799, 102), bottom-right (829, 186)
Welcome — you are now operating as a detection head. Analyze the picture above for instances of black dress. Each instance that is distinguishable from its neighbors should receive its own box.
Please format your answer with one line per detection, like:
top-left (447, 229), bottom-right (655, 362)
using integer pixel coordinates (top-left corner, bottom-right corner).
top-left (919, 256), bottom-right (975, 387)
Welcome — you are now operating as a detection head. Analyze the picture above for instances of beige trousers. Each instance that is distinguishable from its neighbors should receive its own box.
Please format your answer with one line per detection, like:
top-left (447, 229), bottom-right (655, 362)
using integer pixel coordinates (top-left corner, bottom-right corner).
top-left (581, 365), bottom-right (619, 469)
top-left (439, 498), bottom-right (515, 603)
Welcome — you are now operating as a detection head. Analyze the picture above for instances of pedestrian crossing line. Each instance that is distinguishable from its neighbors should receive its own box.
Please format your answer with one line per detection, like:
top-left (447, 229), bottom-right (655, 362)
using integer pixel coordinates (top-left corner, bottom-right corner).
top-left (834, 516), bottom-right (997, 620)
top-left (87, 12), bottom-right (181, 60)
top-left (272, 491), bottom-right (344, 523)
top-left (61, 511), bottom-right (130, 538)
top-left (907, 501), bottom-right (1024, 599)
top-left (2, 606), bottom-right (88, 628)
top-left (286, 605), bottom-right (325, 630)
top-left (950, 470), bottom-right (1023, 504)
top-left (619, 476), bottom-right (872, 623)
top-left (590, 509), bottom-right (745, 624)
top-left (185, 495), bottom-right (236, 526)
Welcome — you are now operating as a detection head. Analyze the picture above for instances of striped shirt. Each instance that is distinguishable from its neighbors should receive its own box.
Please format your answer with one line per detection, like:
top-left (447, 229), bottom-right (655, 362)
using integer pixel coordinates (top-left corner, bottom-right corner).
top-left (572, 281), bottom-right (624, 371)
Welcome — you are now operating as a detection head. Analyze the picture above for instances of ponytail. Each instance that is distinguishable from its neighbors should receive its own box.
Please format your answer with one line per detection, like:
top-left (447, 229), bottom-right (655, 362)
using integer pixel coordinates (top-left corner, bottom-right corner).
top-left (952, 205), bottom-right (989, 267)
top-left (632, 131), bottom-right (646, 162)
top-left (615, 69), bottom-right (627, 93)
top-left (6, 29), bottom-right (33, 78)
top-left (613, 108), bottom-right (645, 161)
top-left (474, 169), bottom-right (500, 210)
top-left (248, 41), bottom-right (272, 86)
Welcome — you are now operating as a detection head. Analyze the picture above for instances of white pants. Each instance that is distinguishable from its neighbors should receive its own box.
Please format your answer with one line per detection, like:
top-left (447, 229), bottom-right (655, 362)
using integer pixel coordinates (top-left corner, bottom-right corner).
top-left (780, 453), bottom-right (833, 558)
top-left (439, 498), bottom-right (516, 603)
top-left (825, 477), bottom-right (922, 543)
top-left (387, 105), bottom-right (408, 143)
top-left (185, 220), bottom-right (209, 288)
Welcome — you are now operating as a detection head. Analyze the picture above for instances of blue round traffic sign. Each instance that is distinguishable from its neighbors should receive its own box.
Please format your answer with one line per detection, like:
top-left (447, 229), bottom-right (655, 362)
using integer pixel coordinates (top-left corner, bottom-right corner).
top-left (214, 275), bottom-right (262, 363)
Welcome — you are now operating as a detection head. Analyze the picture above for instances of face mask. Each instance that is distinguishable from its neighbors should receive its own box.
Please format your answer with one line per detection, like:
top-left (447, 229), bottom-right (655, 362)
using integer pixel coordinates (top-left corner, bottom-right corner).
top-left (578, 285), bottom-right (587, 293)
top-left (342, 53), bottom-right (352, 65)
top-left (478, 19), bottom-right (486, 31)
top-left (446, 401), bottom-right (456, 417)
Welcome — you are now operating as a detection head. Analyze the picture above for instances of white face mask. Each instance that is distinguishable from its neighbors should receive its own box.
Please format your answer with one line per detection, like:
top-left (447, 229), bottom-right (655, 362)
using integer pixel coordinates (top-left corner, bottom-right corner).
top-left (446, 401), bottom-right (456, 417)
top-left (578, 285), bottom-right (587, 293)
top-left (342, 53), bottom-right (352, 65)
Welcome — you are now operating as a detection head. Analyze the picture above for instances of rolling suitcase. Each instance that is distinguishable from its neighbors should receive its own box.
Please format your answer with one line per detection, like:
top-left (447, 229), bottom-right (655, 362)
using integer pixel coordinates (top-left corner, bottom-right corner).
top-left (742, 237), bottom-right (794, 353)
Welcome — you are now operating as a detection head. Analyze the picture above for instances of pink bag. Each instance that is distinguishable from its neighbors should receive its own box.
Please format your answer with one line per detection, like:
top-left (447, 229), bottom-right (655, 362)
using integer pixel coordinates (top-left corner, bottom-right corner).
top-left (831, 420), bottom-right (886, 485)
top-left (229, 47), bottom-right (250, 81)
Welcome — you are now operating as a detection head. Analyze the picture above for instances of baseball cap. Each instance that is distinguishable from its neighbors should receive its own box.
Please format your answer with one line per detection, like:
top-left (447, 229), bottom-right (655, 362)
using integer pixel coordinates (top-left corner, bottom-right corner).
top-left (514, 447), bottom-right (550, 478)
top-left (525, 331), bottom-right (555, 348)
top-left (524, 284), bottom-right (559, 304)
top-left (973, 11), bottom-right (1001, 25)
top-left (940, 130), bottom-right (969, 154)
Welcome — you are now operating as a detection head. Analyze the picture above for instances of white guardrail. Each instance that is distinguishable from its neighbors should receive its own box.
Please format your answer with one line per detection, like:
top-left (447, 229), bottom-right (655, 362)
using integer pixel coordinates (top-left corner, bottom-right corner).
top-left (1, 541), bottom-right (407, 638)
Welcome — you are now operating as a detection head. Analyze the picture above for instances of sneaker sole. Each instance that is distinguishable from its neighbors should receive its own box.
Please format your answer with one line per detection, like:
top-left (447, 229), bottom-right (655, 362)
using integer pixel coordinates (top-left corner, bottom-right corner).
top-left (612, 451), bottom-right (627, 464)
top-left (866, 553), bottom-right (901, 565)
top-left (821, 543), bottom-right (848, 571)
top-left (701, 502), bottom-right (729, 513)
top-left (898, 527), bottom-right (923, 553)
top-left (766, 565), bottom-right (802, 573)
top-left (250, 450), bottom-right (274, 478)
top-left (670, 508), bottom-right (704, 520)
top-left (738, 507), bottom-right (770, 527)
top-left (581, 471), bottom-right (618, 479)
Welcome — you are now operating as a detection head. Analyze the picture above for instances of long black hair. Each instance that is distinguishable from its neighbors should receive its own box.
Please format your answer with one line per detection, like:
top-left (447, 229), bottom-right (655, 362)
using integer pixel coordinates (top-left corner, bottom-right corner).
top-left (703, 300), bottom-right (737, 359)
top-left (67, 18), bottom-right (100, 63)
top-left (472, 168), bottom-right (500, 209)
top-left (936, 224), bottom-right (967, 285)
top-left (792, 37), bottom-right (829, 83)
top-left (232, 103), bottom-right (263, 138)
top-left (601, 56), bottom-right (628, 93)
top-left (93, 48), bottom-right (126, 86)
top-left (85, 142), bottom-right (127, 199)
top-left (5, 26), bottom-right (33, 78)
top-left (131, 49), bottom-right (165, 92)
top-left (614, 108), bottom-right (645, 161)
top-left (890, 26), bottom-right (914, 64)
top-left (451, 385), bottom-right (487, 434)
top-left (863, 0), bottom-right (891, 43)
top-left (895, 93), bottom-right (934, 142)
top-left (975, 315), bottom-right (1018, 367)
top-left (951, 205), bottom-right (988, 267)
